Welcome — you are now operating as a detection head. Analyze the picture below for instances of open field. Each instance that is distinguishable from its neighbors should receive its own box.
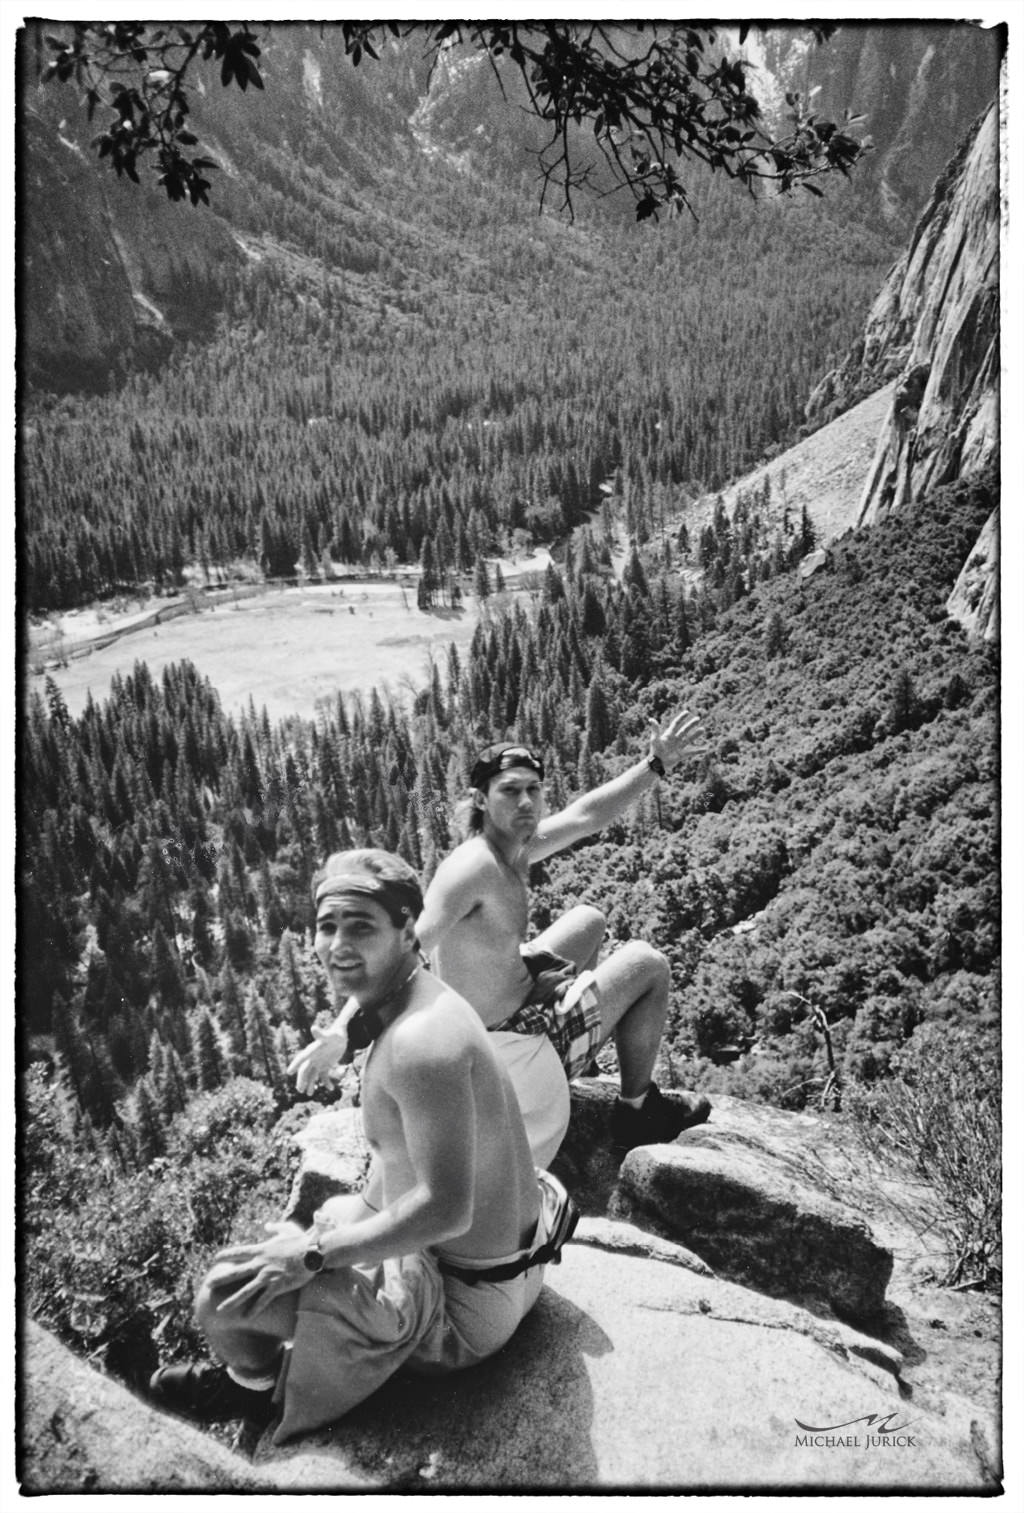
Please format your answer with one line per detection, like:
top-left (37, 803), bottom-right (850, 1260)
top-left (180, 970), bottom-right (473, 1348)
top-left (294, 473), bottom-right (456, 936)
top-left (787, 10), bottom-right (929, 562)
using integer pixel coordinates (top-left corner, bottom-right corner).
top-left (28, 581), bottom-right (488, 723)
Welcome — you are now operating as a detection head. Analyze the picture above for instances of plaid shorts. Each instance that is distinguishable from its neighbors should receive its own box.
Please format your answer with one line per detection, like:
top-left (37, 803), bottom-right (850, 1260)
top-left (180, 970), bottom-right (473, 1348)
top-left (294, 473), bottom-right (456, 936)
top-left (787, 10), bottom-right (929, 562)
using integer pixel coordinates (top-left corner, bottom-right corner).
top-left (492, 954), bottom-right (604, 1081)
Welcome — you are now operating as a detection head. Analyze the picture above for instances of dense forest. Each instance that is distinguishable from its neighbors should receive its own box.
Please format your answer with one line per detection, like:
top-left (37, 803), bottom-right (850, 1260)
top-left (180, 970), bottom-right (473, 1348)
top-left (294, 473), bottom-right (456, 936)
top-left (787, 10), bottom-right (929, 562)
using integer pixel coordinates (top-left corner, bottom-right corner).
top-left (21, 135), bottom-right (896, 613)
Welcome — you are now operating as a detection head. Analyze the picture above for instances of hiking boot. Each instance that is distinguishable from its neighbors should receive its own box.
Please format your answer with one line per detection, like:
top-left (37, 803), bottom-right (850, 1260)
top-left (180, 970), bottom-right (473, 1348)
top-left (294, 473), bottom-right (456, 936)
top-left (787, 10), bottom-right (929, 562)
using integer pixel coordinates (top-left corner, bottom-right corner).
top-left (610, 1084), bottom-right (711, 1155)
top-left (148, 1360), bottom-right (277, 1426)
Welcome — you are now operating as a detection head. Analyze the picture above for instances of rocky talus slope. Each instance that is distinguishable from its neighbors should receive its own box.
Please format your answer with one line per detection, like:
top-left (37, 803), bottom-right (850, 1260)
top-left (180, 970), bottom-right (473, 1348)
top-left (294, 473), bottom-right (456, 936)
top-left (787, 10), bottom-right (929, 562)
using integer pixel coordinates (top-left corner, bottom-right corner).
top-left (21, 1088), bottom-right (1001, 1493)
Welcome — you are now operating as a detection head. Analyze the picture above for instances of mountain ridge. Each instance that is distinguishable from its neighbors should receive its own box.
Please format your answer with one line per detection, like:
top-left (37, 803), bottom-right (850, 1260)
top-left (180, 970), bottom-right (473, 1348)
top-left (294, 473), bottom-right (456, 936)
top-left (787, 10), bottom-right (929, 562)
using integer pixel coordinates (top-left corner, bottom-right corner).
top-left (19, 20), bottom-right (1001, 395)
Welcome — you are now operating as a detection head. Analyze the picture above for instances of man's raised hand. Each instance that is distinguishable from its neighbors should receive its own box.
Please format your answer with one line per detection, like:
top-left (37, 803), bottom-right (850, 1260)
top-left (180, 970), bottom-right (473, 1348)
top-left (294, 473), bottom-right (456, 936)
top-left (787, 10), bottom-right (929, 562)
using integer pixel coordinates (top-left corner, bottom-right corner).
top-left (649, 709), bottom-right (708, 772)
top-left (287, 1023), bottom-right (348, 1094)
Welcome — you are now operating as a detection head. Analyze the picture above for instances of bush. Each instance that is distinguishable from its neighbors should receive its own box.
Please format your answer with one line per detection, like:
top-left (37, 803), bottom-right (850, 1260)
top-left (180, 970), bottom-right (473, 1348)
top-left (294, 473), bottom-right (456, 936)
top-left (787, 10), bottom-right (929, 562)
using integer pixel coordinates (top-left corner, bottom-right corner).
top-left (23, 1074), bottom-right (301, 1387)
top-left (846, 1022), bottom-right (1000, 1287)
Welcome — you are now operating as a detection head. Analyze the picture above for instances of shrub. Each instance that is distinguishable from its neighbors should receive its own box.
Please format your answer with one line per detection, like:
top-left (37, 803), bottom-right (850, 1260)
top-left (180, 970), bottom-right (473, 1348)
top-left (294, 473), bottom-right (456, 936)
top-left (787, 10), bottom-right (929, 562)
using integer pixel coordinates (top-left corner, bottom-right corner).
top-left (846, 1022), bottom-right (1000, 1287)
top-left (23, 1074), bottom-right (301, 1386)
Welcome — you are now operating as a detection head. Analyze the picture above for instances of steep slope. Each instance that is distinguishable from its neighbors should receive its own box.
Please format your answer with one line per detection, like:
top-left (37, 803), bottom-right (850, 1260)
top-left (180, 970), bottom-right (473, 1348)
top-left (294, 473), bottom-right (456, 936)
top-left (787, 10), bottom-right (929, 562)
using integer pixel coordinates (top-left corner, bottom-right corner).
top-left (767, 91), bottom-right (999, 643)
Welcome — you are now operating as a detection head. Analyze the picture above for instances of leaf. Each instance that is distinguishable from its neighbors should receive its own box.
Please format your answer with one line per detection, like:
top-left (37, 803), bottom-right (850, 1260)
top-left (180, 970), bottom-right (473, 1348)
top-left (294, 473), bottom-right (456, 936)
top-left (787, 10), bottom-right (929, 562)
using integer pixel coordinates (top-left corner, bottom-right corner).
top-left (802, 182), bottom-right (824, 197)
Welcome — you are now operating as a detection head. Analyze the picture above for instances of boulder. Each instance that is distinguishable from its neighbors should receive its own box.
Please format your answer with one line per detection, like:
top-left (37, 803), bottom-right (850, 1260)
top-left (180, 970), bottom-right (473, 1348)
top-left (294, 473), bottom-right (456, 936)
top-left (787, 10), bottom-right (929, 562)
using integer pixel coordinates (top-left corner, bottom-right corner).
top-left (611, 1140), bottom-right (891, 1322)
top-left (19, 1320), bottom-right (266, 1494)
top-left (558, 1082), bottom-right (892, 1322)
top-left (281, 1105), bottom-right (369, 1226)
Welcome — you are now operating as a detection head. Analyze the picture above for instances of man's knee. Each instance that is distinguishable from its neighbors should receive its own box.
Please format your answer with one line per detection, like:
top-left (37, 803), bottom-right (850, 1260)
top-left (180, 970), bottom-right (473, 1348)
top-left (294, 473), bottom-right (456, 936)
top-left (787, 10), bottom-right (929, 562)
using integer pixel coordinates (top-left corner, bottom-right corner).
top-left (194, 1265), bottom-right (236, 1335)
top-left (572, 903), bottom-right (606, 942)
top-left (619, 940), bottom-right (671, 993)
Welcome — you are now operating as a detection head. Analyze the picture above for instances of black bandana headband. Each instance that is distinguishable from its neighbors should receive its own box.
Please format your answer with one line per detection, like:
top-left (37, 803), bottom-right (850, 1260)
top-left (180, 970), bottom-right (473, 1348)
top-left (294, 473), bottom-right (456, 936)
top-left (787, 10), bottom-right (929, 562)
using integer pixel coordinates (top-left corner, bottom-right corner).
top-left (314, 872), bottom-right (420, 924)
top-left (469, 743), bottom-right (545, 790)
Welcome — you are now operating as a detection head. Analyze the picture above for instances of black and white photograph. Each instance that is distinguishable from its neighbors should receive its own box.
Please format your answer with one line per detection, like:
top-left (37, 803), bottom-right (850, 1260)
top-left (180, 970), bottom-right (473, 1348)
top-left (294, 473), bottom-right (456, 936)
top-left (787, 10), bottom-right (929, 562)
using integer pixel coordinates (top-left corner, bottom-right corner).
top-left (11, 5), bottom-right (1015, 1499)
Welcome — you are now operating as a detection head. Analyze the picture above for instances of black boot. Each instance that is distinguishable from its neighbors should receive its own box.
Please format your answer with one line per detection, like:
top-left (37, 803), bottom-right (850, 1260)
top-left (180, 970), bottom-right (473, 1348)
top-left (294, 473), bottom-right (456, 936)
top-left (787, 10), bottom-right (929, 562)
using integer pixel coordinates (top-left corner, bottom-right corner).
top-left (148, 1360), bottom-right (277, 1427)
top-left (610, 1084), bottom-right (711, 1155)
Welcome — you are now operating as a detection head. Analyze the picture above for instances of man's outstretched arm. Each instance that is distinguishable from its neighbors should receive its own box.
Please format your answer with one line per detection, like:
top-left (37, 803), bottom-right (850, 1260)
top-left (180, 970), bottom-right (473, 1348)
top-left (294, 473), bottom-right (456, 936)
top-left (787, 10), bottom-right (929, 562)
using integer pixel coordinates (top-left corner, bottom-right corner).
top-left (530, 707), bottom-right (707, 862)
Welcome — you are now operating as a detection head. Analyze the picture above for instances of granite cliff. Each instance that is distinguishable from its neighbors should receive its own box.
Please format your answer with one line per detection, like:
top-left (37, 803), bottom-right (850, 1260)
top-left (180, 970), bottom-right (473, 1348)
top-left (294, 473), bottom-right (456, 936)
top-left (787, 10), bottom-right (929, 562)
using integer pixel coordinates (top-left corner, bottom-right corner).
top-left (806, 99), bottom-right (1000, 640)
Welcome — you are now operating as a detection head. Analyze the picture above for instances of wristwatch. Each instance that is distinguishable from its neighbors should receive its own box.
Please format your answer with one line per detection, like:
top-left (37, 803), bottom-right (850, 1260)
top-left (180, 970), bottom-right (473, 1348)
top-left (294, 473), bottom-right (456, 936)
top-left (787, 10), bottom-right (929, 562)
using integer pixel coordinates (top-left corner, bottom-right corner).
top-left (302, 1239), bottom-right (326, 1274)
top-left (647, 753), bottom-right (666, 778)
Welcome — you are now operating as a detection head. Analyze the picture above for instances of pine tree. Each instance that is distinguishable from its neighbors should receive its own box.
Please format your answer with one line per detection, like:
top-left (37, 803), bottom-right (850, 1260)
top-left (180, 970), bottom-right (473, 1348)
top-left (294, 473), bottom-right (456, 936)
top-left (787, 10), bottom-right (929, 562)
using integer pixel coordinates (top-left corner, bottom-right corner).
top-left (157, 1044), bottom-right (190, 1120)
top-left (473, 556), bottom-right (491, 601)
top-left (419, 537), bottom-right (439, 608)
top-left (584, 669), bottom-right (612, 753)
top-left (889, 667), bottom-right (922, 733)
top-left (191, 1006), bottom-right (227, 1092)
top-left (190, 886), bottom-right (217, 968)
top-left (243, 987), bottom-right (282, 1090)
top-left (150, 922), bottom-right (188, 1011)
top-left (764, 609), bottom-right (787, 658)
top-left (259, 855), bottom-right (288, 940)
top-left (277, 930), bottom-right (313, 1037)
top-left (217, 961), bottom-right (247, 1052)
top-left (622, 546), bottom-right (649, 596)
top-left (127, 1075), bottom-right (166, 1164)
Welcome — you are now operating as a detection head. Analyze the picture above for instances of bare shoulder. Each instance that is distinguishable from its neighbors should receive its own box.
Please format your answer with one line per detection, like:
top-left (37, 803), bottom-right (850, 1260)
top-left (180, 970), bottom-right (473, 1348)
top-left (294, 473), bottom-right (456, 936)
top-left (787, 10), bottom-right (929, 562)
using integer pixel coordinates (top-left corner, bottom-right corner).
top-left (426, 836), bottom-right (501, 910)
top-left (388, 979), bottom-right (482, 1066)
top-left (432, 835), bottom-right (494, 886)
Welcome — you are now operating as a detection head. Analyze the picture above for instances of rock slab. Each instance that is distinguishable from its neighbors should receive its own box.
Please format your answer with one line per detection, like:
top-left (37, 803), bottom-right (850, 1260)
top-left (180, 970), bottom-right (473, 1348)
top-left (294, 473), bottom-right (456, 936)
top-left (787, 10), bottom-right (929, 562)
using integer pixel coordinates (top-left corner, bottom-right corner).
top-left (21, 1248), bottom-right (993, 1494)
top-left (612, 1141), bottom-right (892, 1322)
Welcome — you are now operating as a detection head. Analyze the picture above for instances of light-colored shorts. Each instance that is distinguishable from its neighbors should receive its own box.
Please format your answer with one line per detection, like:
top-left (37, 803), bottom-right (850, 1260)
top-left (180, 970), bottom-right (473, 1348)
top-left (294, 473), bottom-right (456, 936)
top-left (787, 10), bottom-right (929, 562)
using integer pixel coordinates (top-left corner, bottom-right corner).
top-left (489, 968), bottom-right (604, 1167)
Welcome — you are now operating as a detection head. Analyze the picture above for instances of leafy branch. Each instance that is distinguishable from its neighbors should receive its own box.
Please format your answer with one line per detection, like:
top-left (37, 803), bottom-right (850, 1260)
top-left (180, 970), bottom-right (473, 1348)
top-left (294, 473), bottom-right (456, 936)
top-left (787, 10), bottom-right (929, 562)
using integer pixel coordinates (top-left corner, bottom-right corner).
top-left (40, 21), bottom-right (866, 219)
top-left (39, 22), bottom-right (263, 206)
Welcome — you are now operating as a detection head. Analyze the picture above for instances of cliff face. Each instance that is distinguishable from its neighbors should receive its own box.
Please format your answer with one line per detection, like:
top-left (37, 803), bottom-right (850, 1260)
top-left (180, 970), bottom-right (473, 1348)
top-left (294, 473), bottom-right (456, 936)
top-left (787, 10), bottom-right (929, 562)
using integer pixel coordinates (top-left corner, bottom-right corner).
top-left (853, 104), bottom-right (999, 526)
top-left (753, 22), bottom-right (1002, 227)
top-left (19, 87), bottom-right (239, 393)
top-left (805, 97), bottom-right (1000, 640)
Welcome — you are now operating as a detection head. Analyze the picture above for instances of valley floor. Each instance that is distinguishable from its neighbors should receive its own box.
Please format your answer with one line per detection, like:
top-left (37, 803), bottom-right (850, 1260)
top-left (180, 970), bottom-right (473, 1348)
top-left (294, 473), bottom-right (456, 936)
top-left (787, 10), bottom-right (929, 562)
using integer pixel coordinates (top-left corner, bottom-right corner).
top-left (24, 385), bottom-right (896, 725)
top-left (25, 551), bottom-right (555, 723)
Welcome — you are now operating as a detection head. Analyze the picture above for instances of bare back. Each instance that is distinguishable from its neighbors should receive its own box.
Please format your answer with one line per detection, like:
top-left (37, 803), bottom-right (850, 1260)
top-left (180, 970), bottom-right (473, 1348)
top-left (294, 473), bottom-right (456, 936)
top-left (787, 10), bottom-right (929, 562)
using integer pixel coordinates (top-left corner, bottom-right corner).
top-left (361, 968), bottom-right (538, 1259)
top-left (425, 836), bottom-right (535, 1025)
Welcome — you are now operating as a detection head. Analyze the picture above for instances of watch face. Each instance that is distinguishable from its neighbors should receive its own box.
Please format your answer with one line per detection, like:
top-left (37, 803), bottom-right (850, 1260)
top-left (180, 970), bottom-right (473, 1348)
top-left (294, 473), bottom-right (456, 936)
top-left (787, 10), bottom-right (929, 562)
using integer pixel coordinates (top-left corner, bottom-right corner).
top-left (303, 1246), bottom-right (325, 1273)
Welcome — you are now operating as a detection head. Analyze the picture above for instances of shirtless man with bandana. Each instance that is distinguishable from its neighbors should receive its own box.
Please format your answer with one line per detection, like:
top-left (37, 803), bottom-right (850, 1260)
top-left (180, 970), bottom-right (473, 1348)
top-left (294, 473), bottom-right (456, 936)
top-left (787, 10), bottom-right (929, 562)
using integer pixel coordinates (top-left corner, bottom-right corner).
top-left (151, 849), bottom-right (576, 1439)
